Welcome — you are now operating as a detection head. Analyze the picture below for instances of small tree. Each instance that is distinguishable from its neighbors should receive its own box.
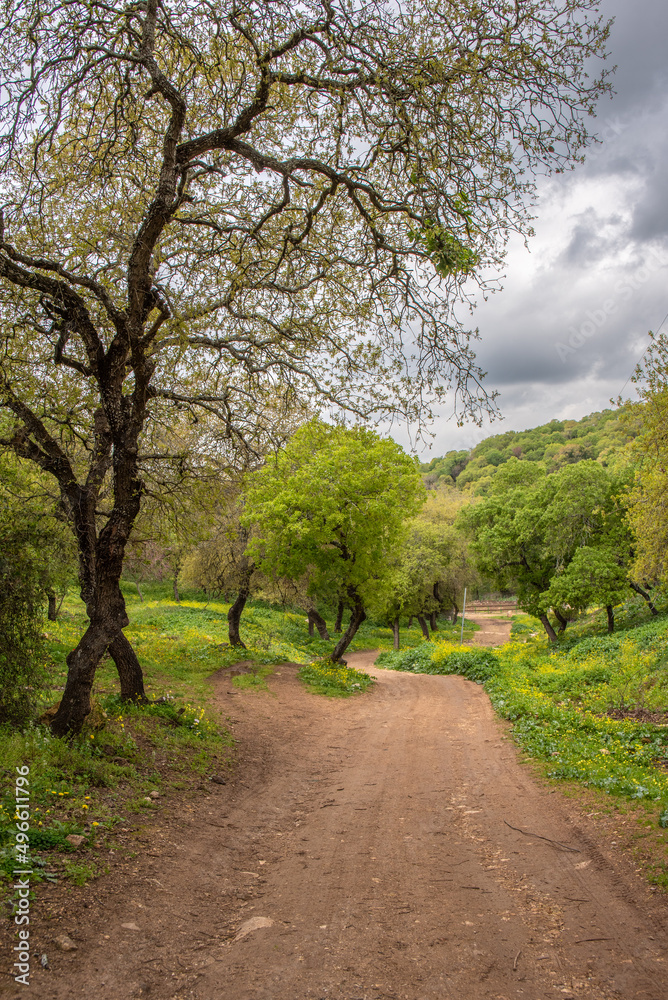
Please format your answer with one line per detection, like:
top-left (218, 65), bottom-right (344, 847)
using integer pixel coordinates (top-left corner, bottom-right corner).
top-left (244, 420), bottom-right (425, 661)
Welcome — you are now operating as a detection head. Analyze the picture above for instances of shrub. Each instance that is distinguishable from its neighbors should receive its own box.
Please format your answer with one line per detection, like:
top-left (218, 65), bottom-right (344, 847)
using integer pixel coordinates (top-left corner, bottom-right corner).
top-left (0, 556), bottom-right (49, 728)
top-left (377, 641), bottom-right (500, 683)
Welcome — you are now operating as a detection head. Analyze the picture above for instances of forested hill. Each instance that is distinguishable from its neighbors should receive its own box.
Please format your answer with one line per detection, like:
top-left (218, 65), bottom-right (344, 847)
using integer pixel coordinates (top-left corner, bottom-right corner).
top-left (422, 407), bottom-right (640, 491)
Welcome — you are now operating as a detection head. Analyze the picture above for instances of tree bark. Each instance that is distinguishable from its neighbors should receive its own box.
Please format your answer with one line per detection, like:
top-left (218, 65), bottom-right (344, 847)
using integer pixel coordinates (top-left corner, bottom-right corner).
top-left (553, 608), bottom-right (568, 633)
top-left (173, 576), bottom-right (180, 603)
top-left (629, 581), bottom-right (658, 615)
top-left (228, 561), bottom-right (254, 648)
top-left (330, 596), bottom-right (366, 662)
top-left (307, 608), bottom-right (330, 640)
top-left (308, 616), bottom-right (314, 637)
top-left (334, 600), bottom-right (344, 633)
top-left (451, 602), bottom-right (459, 626)
top-left (108, 631), bottom-right (147, 702)
top-left (606, 604), bottom-right (615, 633)
top-left (429, 610), bottom-right (438, 632)
top-left (47, 590), bottom-right (57, 622)
top-left (135, 580), bottom-right (144, 602)
top-left (416, 615), bottom-right (430, 640)
top-left (407, 616), bottom-right (414, 628)
top-left (538, 613), bottom-right (558, 643)
top-left (392, 617), bottom-right (400, 650)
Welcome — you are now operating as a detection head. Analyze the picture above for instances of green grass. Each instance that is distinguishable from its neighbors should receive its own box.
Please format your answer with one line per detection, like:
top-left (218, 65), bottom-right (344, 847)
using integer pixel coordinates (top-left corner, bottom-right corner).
top-left (232, 666), bottom-right (275, 691)
top-left (298, 660), bottom-right (375, 697)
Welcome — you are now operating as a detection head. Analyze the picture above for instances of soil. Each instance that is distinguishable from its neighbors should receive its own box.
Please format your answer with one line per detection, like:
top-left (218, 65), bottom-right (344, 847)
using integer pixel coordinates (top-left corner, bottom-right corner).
top-left (5, 642), bottom-right (668, 1000)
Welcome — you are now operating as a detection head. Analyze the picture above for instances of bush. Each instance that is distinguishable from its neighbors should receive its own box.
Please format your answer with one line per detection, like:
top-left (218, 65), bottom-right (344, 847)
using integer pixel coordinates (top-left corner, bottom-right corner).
top-left (375, 644), bottom-right (435, 673)
top-left (0, 560), bottom-right (49, 728)
top-left (377, 641), bottom-right (500, 683)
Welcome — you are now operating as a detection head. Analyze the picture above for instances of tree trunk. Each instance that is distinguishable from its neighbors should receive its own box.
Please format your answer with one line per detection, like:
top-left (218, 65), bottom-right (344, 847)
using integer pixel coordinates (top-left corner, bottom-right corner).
top-left (629, 581), bottom-right (658, 616)
top-left (429, 610), bottom-right (438, 631)
top-left (51, 623), bottom-right (114, 736)
top-left (308, 616), bottom-right (314, 637)
top-left (553, 608), bottom-right (568, 633)
top-left (228, 562), bottom-right (254, 648)
top-left (392, 617), bottom-right (400, 650)
top-left (330, 597), bottom-right (366, 662)
top-left (416, 615), bottom-right (430, 640)
top-left (135, 580), bottom-right (144, 602)
top-left (451, 602), bottom-right (459, 626)
top-left (334, 600), bottom-right (344, 633)
top-left (538, 613), bottom-right (558, 643)
top-left (108, 631), bottom-right (147, 702)
top-left (173, 576), bottom-right (180, 603)
top-left (307, 608), bottom-right (330, 640)
top-left (407, 616), bottom-right (414, 628)
top-left (47, 590), bottom-right (57, 622)
top-left (228, 588), bottom-right (249, 648)
top-left (606, 604), bottom-right (615, 633)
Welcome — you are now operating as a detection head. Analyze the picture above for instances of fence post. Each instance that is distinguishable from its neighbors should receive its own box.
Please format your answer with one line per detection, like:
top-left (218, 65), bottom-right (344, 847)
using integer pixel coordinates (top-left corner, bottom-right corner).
top-left (460, 587), bottom-right (467, 645)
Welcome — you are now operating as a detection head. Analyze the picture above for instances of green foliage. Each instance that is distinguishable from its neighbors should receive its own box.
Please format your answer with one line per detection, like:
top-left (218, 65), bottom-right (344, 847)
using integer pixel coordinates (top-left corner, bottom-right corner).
top-left (479, 615), bottom-right (668, 822)
top-left (0, 456), bottom-right (76, 726)
top-left (377, 640), bottom-right (499, 683)
top-left (376, 644), bottom-right (435, 672)
top-left (410, 213), bottom-right (479, 277)
top-left (422, 408), bottom-right (638, 490)
top-left (298, 661), bottom-right (374, 697)
top-left (244, 420), bottom-right (425, 602)
top-left (370, 490), bottom-right (477, 625)
top-left (459, 458), bottom-right (634, 636)
top-left (625, 333), bottom-right (668, 587)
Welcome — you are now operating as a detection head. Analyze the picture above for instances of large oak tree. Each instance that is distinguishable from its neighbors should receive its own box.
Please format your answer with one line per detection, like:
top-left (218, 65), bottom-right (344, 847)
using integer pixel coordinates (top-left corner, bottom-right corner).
top-left (0, 0), bottom-right (611, 732)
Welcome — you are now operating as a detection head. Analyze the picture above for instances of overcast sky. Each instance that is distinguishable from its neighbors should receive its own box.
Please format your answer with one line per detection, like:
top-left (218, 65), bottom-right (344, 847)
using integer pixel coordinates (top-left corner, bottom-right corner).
top-left (415, 0), bottom-right (668, 459)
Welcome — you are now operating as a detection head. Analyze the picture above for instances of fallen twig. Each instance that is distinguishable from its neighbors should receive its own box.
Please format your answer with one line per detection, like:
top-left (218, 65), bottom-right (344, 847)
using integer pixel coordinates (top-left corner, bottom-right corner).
top-left (513, 950), bottom-right (522, 971)
top-left (504, 820), bottom-right (580, 853)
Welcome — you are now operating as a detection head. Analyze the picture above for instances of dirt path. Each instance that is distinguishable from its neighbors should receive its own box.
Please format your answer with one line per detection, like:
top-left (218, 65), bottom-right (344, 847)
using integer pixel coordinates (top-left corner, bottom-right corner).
top-left (16, 653), bottom-right (668, 1000)
top-left (466, 612), bottom-right (514, 647)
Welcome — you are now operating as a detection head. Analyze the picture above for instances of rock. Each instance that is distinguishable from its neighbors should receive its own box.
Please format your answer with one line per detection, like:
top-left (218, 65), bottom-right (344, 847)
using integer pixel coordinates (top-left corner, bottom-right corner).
top-left (65, 835), bottom-right (85, 848)
top-left (121, 922), bottom-right (141, 931)
top-left (210, 775), bottom-right (227, 785)
top-left (234, 916), bottom-right (274, 941)
top-left (142, 797), bottom-right (153, 805)
top-left (54, 935), bottom-right (77, 952)
top-left (40, 953), bottom-right (49, 968)
top-left (148, 791), bottom-right (160, 799)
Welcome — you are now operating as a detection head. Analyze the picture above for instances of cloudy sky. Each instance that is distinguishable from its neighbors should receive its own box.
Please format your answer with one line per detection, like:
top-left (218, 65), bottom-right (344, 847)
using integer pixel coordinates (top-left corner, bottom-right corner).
top-left (417, 0), bottom-right (668, 459)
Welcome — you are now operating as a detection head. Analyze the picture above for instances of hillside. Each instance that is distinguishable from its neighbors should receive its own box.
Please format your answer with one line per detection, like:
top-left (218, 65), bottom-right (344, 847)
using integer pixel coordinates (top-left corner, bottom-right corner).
top-left (422, 406), bottom-right (640, 491)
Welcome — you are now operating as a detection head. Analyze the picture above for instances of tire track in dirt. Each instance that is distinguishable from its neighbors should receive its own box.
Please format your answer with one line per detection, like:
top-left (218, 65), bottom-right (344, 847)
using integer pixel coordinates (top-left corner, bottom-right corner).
top-left (19, 652), bottom-right (668, 1000)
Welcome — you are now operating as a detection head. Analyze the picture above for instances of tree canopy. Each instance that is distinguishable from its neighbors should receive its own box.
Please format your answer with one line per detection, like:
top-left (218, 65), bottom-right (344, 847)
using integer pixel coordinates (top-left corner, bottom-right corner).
top-left (460, 458), bottom-right (633, 640)
top-left (422, 407), bottom-right (639, 491)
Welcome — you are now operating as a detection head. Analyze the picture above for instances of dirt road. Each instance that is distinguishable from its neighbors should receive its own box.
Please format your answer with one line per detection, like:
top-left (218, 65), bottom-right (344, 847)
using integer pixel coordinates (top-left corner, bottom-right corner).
top-left (18, 653), bottom-right (668, 1000)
